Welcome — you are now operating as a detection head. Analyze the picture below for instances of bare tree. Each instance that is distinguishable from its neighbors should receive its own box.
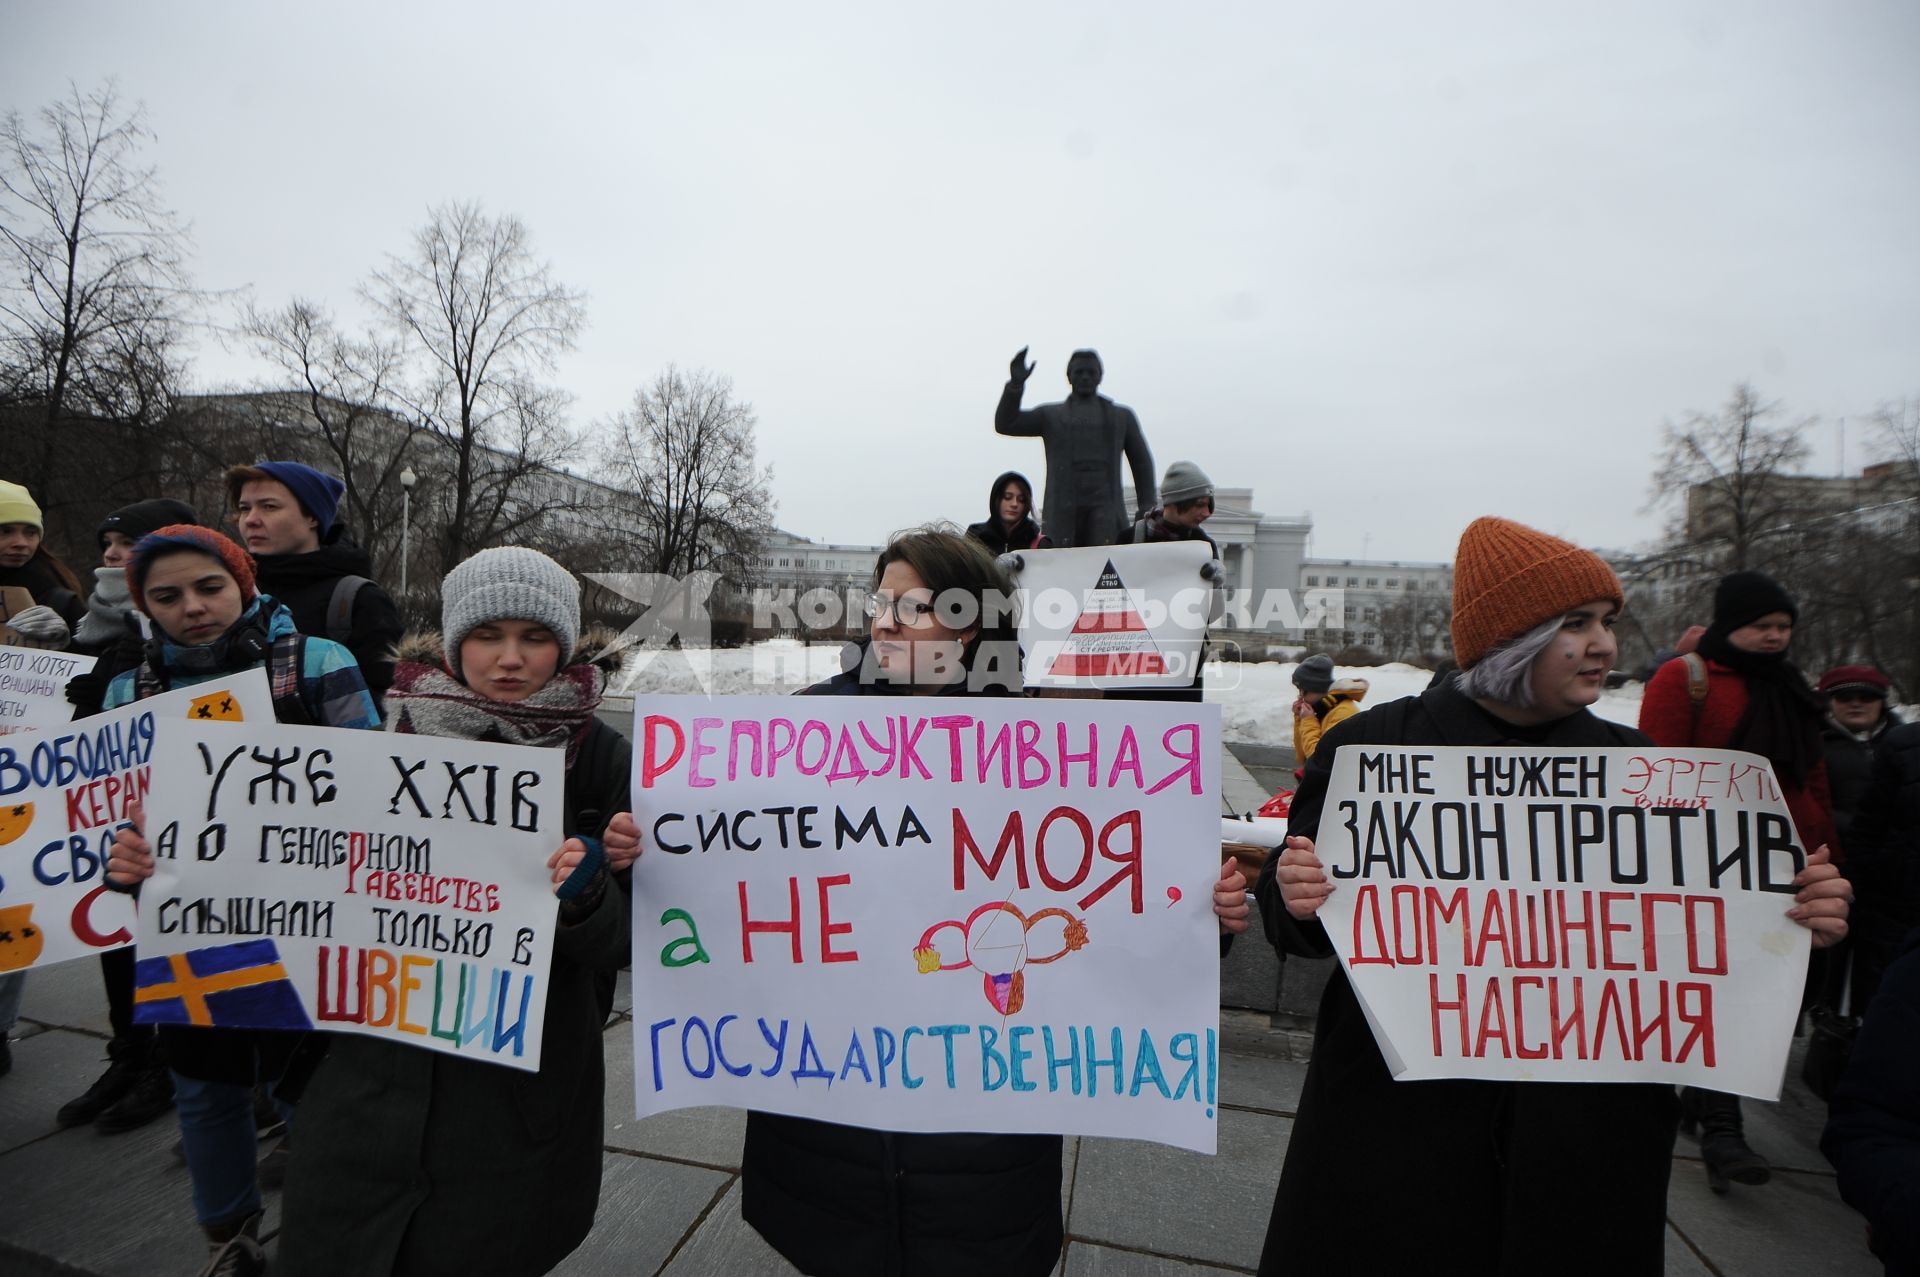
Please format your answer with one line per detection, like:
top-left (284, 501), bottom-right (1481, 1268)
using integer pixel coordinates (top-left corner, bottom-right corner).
top-left (597, 366), bottom-right (777, 580)
top-left (1647, 383), bottom-right (1812, 571)
top-left (234, 298), bottom-right (424, 579)
top-left (0, 81), bottom-right (191, 504)
top-left (366, 202), bottom-right (586, 565)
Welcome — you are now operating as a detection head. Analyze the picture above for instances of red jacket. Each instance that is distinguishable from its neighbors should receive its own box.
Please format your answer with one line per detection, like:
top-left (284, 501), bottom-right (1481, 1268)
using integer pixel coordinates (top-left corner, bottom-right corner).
top-left (1638, 656), bottom-right (1840, 858)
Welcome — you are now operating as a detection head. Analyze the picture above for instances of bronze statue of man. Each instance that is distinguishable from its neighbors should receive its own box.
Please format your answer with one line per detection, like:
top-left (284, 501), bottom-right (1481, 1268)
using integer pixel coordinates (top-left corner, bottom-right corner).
top-left (994, 347), bottom-right (1156, 547)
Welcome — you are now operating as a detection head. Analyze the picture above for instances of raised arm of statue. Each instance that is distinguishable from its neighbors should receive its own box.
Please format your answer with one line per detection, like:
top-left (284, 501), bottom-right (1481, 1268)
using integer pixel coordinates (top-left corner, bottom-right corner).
top-left (1124, 410), bottom-right (1157, 515)
top-left (995, 346), bottom-right (1045, 436)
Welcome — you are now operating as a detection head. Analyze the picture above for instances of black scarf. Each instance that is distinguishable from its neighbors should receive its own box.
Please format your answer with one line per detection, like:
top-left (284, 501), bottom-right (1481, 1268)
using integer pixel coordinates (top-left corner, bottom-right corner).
top-left (1696, 625), bottom-right (1823, 786)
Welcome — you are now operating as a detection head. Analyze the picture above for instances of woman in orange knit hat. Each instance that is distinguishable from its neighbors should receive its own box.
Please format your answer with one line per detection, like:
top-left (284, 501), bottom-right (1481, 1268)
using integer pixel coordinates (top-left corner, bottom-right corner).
top-left (1251, 517), bottom-right (1851, 1275)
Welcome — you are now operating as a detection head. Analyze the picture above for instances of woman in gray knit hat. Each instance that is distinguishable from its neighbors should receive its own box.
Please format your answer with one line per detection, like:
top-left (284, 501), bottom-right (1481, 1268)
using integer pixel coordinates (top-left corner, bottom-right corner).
top-left (278, 546), bottom-right (641, 1277)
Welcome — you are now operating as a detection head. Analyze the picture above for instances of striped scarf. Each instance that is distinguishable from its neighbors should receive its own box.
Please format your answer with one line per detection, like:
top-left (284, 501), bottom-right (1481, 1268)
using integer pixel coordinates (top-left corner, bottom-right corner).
top-left (384, 658), bottom-right (605, 764)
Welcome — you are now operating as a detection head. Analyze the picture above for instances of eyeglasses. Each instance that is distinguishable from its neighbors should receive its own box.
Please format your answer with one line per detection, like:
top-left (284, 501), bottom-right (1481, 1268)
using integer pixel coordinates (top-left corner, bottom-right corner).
top-left (863, 592), bottom-right (939, 626)
top-left (1830, 691), bottom-right (1884, 705)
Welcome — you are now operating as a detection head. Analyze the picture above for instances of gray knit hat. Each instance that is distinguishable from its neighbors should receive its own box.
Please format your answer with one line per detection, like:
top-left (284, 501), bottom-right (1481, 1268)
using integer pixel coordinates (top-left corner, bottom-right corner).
top-left (1292, 653), bottom-right (1335, 694)
top-left (441, 547), bottom-right (580, 678)
top-left (1160, 461), bottom-right (1214, 506)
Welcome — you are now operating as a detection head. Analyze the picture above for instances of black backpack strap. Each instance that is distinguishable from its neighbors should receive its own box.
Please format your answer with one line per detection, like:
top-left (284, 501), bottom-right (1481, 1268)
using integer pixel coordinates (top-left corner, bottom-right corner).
top-left (326, 576), bottom-right (372, 645)
top-left (268, 632), bottom-right (315, 725)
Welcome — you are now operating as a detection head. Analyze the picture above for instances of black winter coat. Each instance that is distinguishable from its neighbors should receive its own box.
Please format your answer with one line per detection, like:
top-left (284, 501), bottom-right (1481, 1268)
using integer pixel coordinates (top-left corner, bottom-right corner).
top-left (1253, 683), bottom-right (1679, 1276)
top-left (1840, 721), bottom-right (1920, 1015)
top-left (278, 717), bottom-right (632, 1277)
top-left (1824, 716), bottom-right (1896, 849)
top-left (253, 530), bottom-right (402, 701)
top-left (741, 666), bottom-right (1062, 1277)
top-left (1822, 932), bottom-right (1920, 1275)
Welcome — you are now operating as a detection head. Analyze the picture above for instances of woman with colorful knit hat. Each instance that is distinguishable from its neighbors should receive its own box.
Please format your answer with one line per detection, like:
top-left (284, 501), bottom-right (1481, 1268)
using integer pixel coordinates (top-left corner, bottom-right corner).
top-left (1638, 570), bottom-right (1839, 1194)
top-left (103, 524), bottom-right (379, 1277)
top-left (1252, 518), bottom-right (1851, 1275)
top-left (276, 546), bottom-right (640, 1277)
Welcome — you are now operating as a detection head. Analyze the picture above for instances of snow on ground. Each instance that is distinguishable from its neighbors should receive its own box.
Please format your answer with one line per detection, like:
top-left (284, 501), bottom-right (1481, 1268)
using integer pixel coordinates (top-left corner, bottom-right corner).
top-left (612, 643), bottom-right (1649, 746)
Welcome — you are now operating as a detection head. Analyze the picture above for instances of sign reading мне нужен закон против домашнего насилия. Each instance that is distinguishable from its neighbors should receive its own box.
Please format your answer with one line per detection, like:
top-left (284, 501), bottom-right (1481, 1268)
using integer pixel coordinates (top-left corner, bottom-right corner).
top-left (1317, 746), bottom-right (1811, 1099)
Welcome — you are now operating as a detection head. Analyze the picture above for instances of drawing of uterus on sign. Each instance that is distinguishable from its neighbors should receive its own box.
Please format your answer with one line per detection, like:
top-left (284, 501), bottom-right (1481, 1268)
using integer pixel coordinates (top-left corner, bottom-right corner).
top-left (914, 901), bottom-right (1089, 1014)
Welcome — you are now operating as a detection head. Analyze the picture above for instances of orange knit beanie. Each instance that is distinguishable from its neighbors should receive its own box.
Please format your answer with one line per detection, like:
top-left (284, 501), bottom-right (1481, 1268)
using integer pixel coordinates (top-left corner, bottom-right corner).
top-left (1450, 517), bottom-right (1623, 668)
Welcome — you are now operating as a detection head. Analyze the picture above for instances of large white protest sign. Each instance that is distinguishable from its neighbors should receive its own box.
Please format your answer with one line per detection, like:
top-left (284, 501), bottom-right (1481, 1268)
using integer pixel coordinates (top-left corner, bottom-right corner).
top-left (133, 718), bottom-right (566, 1072)
top-left (0, 668), bottom-right (272, 971)
top-left (1315, 745), bottom-right (1811, 1098)
top-left (1010, 543), bottom-right (1214, 690)
top-left (0, 647), bottom-right (95, 737)
top-left (630, 695), bottom-right (1225, 1152)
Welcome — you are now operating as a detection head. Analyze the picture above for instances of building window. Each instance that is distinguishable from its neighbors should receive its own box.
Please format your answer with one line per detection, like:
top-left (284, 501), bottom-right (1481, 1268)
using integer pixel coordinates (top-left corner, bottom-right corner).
top-left (1346, 576), bottom-right (1359, 587)
top-left (1305, 574), bottom-right (1318, 586)
top-left (1365, 578), bottom-right (1379, 588)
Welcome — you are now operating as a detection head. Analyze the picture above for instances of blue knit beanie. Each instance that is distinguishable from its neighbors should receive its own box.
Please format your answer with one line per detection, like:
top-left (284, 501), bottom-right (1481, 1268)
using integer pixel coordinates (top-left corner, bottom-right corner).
top-left (253, 462), bottom-right (346, 538)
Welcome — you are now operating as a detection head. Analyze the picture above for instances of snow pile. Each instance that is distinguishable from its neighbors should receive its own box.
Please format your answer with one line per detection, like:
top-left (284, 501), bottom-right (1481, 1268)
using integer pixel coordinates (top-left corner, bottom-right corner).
top-left (609, 644), bottom-right (1649, 745)
top-left (1213, 660), bottom-right (1647, 744)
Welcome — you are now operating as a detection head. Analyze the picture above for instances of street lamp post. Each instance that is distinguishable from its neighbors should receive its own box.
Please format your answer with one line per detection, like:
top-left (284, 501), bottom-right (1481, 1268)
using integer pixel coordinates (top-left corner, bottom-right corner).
top-left (399, 465), bottom-right (417, 611)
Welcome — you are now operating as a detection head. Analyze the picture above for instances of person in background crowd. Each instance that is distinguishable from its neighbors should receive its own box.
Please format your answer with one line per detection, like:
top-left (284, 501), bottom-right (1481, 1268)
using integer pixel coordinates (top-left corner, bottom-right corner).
top-left (0, 479), bottom-right (87, 1077)
top-left (1290, 654), bottom-right (1368, 766)
top-left (104, 525), bottom-right (379, 1277)
top-left (51, 497), bottom-right (202, 1133)
top-left (1818, 664), bottom-right (1898, 848)
top-left (225, 461), bottom-right (402, 702)
top-left (966, 470), bottom-right (1048, 557)
top-left (1638, 570), bottom-right (1839, 1193)
top-left (739, 527), bottom-right (1250, 1276)
top-left (66, 498), bottom-right (202, 715)
top-left (1125, 461), bottom-right (1224, 705)
top-left (0, 478), bottom-right (85, 644)
top-left (277, 547), bottom-right (637, 1277)
top-left (1130, 460), bottom-right (1218, 551)
top-left (1834, 715), bottom-right (1920, 1020)
top-left (1822, 932), bottom-right (1920, 1274)
top-left (1257, 518), bottom-right (1850, 1274)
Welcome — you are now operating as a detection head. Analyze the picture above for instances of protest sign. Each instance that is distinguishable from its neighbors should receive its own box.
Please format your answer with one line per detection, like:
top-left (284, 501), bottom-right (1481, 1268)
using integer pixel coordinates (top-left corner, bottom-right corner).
top-left (133, 718), bottom-right (567, 1071)
top-left (1010, 543), bottom-right (1215, 690)
top-left (1315, 745), bottom-right (1811, 1098)
top-left (0, 667), bottom-right (272, 972)
top-left (0, 646), bottom-right (95, 736)
top-left (629, 695), bottom-right (1225, 1153)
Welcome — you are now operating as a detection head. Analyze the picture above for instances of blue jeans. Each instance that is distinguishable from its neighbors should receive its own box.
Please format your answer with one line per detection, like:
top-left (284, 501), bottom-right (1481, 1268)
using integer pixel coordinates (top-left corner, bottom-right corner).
top-left (172, 1073), bottom-right (292, 1228)
top-left (0, 972), bottom-right (23, 1033)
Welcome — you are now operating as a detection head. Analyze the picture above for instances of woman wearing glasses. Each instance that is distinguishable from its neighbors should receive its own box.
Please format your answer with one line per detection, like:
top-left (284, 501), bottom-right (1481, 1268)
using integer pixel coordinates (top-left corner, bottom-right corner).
top-left (740, 525), bottom-right (1250, 1276)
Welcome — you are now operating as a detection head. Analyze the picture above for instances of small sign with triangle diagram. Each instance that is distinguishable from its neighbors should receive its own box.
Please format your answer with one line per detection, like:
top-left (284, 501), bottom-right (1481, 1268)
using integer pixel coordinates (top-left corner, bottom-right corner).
top-left (1047, 560), bottom-right (1166, 678)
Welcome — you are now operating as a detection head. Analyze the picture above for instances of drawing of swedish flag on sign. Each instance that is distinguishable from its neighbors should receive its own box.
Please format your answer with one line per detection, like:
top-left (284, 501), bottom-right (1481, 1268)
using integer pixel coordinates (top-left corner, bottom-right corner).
top-left (133, 939), bottom-right (314, 1030)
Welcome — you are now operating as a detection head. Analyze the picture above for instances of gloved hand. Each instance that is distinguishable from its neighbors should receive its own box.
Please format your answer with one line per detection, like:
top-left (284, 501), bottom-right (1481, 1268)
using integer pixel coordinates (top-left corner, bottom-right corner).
top-left (6, 604), bottom-right (70, 646)
top-left (65, 668), bottom-right (108, 709)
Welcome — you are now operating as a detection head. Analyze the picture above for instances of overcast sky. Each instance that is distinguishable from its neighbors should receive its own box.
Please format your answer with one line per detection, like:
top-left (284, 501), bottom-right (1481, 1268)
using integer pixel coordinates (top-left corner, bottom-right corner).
top-left (8, 1), bottom-right (1917, 561)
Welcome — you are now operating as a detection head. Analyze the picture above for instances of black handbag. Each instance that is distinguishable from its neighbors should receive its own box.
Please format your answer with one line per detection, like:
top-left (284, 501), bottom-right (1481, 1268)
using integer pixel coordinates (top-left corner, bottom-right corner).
top-left (1801, 1005), bottom-right (1859, 1100)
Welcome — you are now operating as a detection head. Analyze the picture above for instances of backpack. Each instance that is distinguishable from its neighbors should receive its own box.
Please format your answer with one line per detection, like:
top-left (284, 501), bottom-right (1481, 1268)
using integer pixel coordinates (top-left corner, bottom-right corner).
top-left (326, 575), bottom-right (371, 645)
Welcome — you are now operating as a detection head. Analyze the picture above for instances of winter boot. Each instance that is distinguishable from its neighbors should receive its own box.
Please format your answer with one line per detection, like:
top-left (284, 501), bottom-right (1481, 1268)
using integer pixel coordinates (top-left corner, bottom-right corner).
top-left (198, 1209), bottom-right (266, 1277)
top-left (55, 1036), bottom-right (141, 1126)
top-left (1685, 1087), bottom-right (1770, 1193)
top-left (93, 1053), bottom-right (175, 1133)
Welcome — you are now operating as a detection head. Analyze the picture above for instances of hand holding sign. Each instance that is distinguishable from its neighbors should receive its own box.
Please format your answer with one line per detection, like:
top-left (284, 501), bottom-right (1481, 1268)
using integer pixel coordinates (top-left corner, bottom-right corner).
top-left (1213, 859), bottom-right (1250, 935)
top-left (602, 811), bottom-right (642, 872)
top-left (1273, 836), bottom-right (1333, 921)
top-left (1787, 845), bottom-right (1849, 946)
top-left (106, 794), bottom-right (154, 888)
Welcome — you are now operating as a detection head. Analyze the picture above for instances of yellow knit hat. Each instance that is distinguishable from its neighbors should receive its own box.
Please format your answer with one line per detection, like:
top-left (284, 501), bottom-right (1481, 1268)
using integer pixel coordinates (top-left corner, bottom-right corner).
top-left (1450, 517), bottom-right (1623, 668)
top-left (0, 481), bottom-right (43, 531)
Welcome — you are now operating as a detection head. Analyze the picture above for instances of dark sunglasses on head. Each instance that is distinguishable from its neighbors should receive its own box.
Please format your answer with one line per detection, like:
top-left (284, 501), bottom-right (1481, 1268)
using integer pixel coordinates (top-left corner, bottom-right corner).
top-left (1830, 690), bottom-right (1885, 704)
